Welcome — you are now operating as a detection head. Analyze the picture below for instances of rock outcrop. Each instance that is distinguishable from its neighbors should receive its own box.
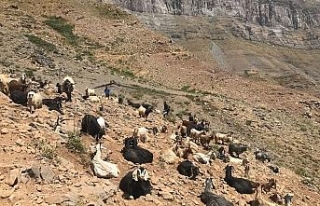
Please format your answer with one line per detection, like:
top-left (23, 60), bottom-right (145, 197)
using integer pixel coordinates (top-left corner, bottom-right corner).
top-left (106, 0), bottom-right (320, 48)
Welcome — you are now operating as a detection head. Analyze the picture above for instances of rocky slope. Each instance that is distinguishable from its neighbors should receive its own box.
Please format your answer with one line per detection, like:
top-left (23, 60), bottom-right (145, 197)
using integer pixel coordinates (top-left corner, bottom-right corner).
top-left (0, 0), bottom-right (320, 205)
top-left (107, 0), bottom-right (320, 49)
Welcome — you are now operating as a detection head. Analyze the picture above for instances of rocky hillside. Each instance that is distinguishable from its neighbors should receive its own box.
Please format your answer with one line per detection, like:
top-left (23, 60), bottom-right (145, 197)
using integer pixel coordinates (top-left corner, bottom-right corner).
top-left (1, 0), bottom-right (320, 205)
top-left (105, 0), bottom-right (320, 96)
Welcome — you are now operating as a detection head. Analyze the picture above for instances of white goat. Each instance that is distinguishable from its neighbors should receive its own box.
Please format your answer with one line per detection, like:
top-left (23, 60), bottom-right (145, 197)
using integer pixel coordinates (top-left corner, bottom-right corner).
top-left (133, 127), bottom-right (149, 143)
top-left (87, 95), bottom-right (101, 103)
top-left (92, 143), bottom-right (120, 178)
top-left (27, 91), bottom-right (42, 113)
top-left (215, 132), bottom-right (233, 145)
top-left (193, 150), bottom-right (216, 165)
top-left (85, 87), bottom-right (96, 96)
top-left (190, 128), bottom-right (206, 144)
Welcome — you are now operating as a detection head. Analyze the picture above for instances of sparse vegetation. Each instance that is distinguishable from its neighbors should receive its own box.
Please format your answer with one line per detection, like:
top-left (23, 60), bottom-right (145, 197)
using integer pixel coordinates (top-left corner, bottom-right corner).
top-left (96, 4), bottom-right (129, 20)
top-left (26, 34), bottom-right (57, 52)
top-left (181, 85), bottom-right (196, 93)
top-left (44, 16), bottom-right (79, 45)
top-left (66, 133), bottom-right (86, 154)
top-left (33, 139), bottom-right (57, 160)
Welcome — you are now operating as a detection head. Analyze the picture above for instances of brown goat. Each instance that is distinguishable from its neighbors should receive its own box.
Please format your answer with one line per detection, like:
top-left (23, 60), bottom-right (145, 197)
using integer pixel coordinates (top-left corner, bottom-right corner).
top-left (8, 80), bottom-right (27, 93)
top-left (261, 179), bottom-right (277, 193)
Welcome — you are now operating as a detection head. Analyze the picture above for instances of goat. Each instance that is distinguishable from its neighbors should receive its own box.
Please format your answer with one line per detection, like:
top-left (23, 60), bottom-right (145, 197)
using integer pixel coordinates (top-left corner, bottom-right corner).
top-left (152, 126), bottom-right (159, 135)
top-left (177, 125), bottom-right (187, 137)
top-left (132, 127), bottom-right (149, 143)
top-left (8, 79), bottom-right (28, 93)
top-left (160, 125), bottom-right (168, 133)
top-left (87, 95), bottom-right (101, 103)
top-left (119, 167), bottom-right (152, 199)
top-left (182, 119), bottom-right (210, 136)
top-left (261, 179), bottom-right (277, 194)
top-left (248, 186), bottom-right (279, 206)
top-left (224, 165), bottom-right (259, 194)
top-left (284, 193), bottom-right (294, 206)
top-left (193, 150), bottom-right (216, 165)
top-left (199, 133), bottom-right (214, 149)
top-left (244, 164), bottom-right (250, 179)
top-left (56, 76), bottom-right (74, 102)
top-left (267, 165), bottom-right (280, 174)
top-left (177, 160), bottom-right (200, 180)
top-left (127, 99), bottom-right (141, 109)
top-left (190, 128), bottom-right (206, 144)
top-left (80, 114), bottom-right (107, 141)
top-left (27, 91), bottom-right (43, 113)
top-left (228, 142), bottom-right (249, 158)
top-left (215, 132), bottom-right (233, 145)
top-left (200, 178), bottom-right (234, 206)
top-left (121, 137), bottom-right (153, 164)
top-left (138, 105), bottom-right (153, 119)
top-left (254, 149), bottom-right (271, 163)
top-left (91, 143), bottom-right (120, 178)
top-left (9, 90), bottom-right (28, 106)
top-left (85, 87), bottom-right (96, 96)
top-left (42, 97), bottom-right (63, 114)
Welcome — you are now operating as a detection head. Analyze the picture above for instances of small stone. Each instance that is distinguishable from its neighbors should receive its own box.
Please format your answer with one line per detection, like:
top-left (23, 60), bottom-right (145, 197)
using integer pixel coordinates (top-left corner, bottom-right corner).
top-left (40, 166), bottom-right (55, 183)
top-left (0, 189), bottom-right (14, 198)
top-left (6, 168), bottom-right (20, 186)
top-left (36, 185), bottom-right (42, 192)
top-left (15, 139), bottom-right (25, 146)
top-left (27, 165), bottom-right (41, 179)
top-left (36, 197), bottom-right (44, 204)
top-left (1, 128), bottom-right (9, 134)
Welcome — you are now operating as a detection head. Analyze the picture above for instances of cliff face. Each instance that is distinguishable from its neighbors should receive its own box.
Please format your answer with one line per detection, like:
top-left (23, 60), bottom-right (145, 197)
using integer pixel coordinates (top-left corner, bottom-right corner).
top-left (106, 0), bottom-right (320, 49)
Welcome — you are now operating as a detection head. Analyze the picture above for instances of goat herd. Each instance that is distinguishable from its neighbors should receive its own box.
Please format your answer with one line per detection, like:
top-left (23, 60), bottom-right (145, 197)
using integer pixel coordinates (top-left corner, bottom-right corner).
top-left (0, 72), bottom-right (295, 205)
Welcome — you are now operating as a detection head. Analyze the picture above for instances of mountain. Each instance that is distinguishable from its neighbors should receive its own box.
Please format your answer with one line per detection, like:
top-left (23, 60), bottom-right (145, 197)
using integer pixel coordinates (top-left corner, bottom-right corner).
top-left (107, 0), bottom-right (320, 96)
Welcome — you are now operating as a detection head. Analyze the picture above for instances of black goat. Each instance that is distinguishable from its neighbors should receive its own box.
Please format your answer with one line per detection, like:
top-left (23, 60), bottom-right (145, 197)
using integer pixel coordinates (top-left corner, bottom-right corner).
top-left (42, 97), bottom-right (63, 114)
top-left (80, 114), bottom-right (107, 141)
top-left (228, 142), bottom-right (248, 158)
top-left (127, 99), bottom-right (141, 109)
top-left (9, 90), bottom-right (28, 106)
top-left (200, 178), bottom-right (234, 206)
top-left (142, 103), bottom-right (153, 109)
top-left (177, 160), bottom-right (200, 180)
top-left (224, 165), bottom-right (259, 194)
top-left (119, 167), bottom-right (152, 199)
top-left (121, 137), bottom-right (153, 164)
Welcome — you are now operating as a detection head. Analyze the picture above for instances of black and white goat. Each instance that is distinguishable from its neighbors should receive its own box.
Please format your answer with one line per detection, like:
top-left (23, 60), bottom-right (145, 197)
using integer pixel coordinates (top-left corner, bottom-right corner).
top-left (127, 99), bottom-right (141, 109)
top-left (200, 178), bottom-right (234, 206)
top-left (119, 167), bottom-right (152, 199)
top-left (177, 160), bottom-right (200, 180)
top-left (224, 165), bottom-right (260, 194)
top-left (121, 137), bottom-right (153, 164)
top-left (80, 114), bottom-right (108, 141)
top-left (56, 76), bottom-right (74, 102)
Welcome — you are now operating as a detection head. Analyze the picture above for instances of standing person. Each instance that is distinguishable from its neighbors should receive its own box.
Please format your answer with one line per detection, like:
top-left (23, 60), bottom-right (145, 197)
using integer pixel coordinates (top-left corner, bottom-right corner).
top-left (163, 101), bottom-right (170, 118)
top-left (104, 86), bottom-right (111, 99)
